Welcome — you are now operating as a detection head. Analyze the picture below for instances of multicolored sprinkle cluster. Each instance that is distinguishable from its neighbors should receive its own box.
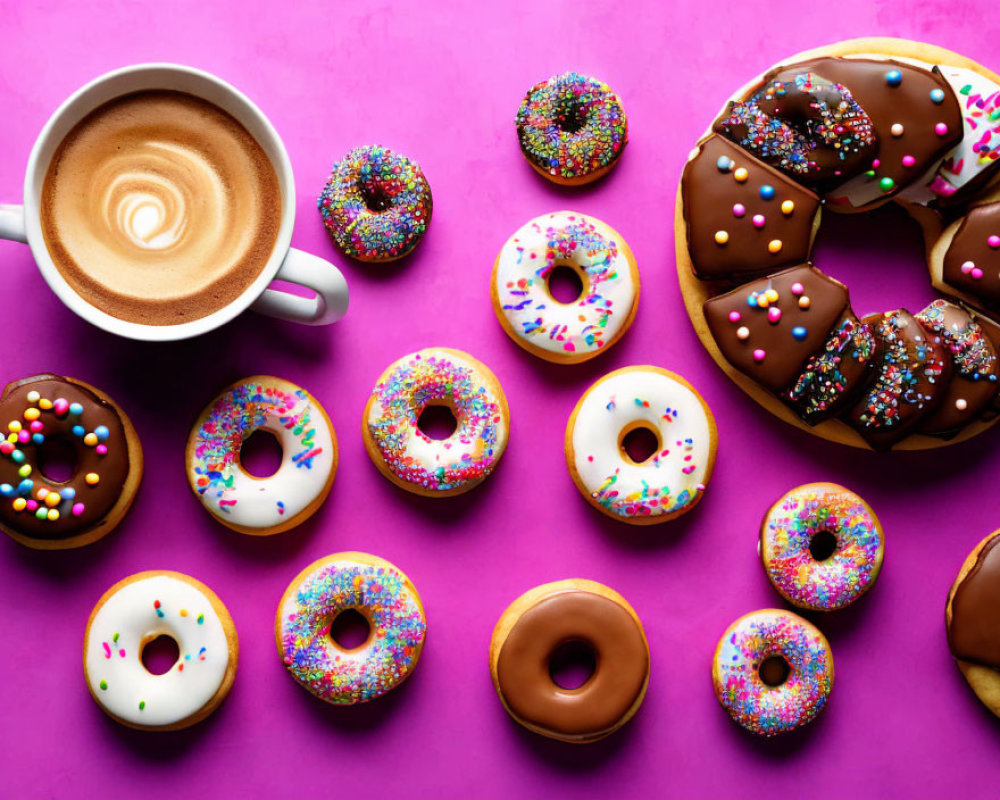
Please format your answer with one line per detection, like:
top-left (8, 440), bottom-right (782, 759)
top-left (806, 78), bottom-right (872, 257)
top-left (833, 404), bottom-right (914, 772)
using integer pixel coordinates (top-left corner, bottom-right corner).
top-left (368, 353), bottom-right (504, 492)
top-left (933, 75), bottom-right (1000, 197)
top-left (280, 560), bottom-right (426, 704)
top-left (591, 399), bottom-right (703, 518)
top-left (318, 145), bottom-right (432, 261)
top-left (785, 316), bottom-right (876, 422)
top-left (715, 611), bottom-right (833, 736)
top-left (917, 299), bottom-right (998, 382)
top-left (0, 390), bottom-right (109, 522)
top-left (516, 73), bottom-right (627, 181)
top-left (191, 382), bottom-right (321, 513)
top-left (762, 485), bottom-right (882, 610)
top-left (717, 72), bottom-right (875, 181)
top-left (503, 218), bottom-right (620, 353)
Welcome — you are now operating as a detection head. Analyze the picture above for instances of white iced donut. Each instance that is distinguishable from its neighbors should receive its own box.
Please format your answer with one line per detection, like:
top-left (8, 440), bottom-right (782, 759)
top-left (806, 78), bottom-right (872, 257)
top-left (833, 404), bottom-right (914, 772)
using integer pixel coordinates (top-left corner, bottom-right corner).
top-left (491, 211), bottom-right (640, 363)
top-left (185, 376), bottom-right (337, 534)
top-left (565, 366), bottom-right (718, 524)
top-left (83, 571), bottom-right (238, 730)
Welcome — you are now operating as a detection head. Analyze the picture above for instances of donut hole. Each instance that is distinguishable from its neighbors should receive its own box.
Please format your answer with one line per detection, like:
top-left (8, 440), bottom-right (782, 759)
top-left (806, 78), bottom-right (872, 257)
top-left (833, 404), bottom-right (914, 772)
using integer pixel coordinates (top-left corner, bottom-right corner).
top-left (555, 102), bottom-right (589, 134)
top-left (417, 403), bottom-right (457, 441)
top-left (546, 264), bottom-right (587, 304)
top-left (809, 529), bottom-right (839, 562)
top-left (240, 429), bottom-right (283, 478)
top-left (758, 655), bottom-right (791, 687)
top-left (141, 635), bottom-right (180, 676)
top-left (359, 183), bottom-right (393, 213)
top-left (548, 640), bottom-right (597, 690)
top-left (619, 422), bottom-right (661, 465)
top-left (35, 437), bottom-right (77, 483)
top-left (330, 609), bottom-right (372, 651)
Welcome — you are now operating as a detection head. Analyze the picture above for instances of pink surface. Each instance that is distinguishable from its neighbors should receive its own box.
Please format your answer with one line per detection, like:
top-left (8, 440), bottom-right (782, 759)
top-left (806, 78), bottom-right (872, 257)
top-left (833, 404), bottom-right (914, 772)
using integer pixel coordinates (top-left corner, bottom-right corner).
top-left (2, 1), bottom-right (1000, 796)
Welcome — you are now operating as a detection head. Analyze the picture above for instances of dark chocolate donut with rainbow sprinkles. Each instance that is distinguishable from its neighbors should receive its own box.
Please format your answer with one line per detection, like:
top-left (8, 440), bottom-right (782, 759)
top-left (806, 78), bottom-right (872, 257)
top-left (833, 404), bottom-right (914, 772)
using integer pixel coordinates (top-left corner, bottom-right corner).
top-left (678, 38), bottom-right (1000, 450)
top-left (515, 72), bottom-right (627, 186)
top-left (318, 144), bottom-right (432, 263)
top-left (0, 374), bottom-right (143, 549)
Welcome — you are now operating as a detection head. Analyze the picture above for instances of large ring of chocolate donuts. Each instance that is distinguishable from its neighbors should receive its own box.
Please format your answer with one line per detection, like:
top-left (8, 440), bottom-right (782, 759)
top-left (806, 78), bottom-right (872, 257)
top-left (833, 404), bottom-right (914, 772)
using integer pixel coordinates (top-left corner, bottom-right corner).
top-left (677, 38), bottom-right (1000, 450)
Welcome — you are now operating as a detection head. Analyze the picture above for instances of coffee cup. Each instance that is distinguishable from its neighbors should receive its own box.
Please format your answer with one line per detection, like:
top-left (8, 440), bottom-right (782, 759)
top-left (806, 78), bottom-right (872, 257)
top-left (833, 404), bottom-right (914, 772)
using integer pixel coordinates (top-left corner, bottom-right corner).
top-left (0, 63), bottom-right (349, 341)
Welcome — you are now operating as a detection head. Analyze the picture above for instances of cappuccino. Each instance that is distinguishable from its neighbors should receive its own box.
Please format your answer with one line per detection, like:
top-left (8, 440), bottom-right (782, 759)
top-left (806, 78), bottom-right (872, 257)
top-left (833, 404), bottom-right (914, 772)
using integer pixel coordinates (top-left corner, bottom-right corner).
top-left (41, 90), bottom-right (280, 325)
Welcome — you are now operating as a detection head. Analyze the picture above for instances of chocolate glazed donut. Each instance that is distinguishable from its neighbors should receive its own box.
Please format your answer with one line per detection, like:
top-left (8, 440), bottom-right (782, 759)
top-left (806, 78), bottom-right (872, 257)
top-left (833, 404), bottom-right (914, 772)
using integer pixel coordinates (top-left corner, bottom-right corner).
top-left (0, 375), bottom-right (143, 549)
top-left (489, 580), bottom-right (649, 743)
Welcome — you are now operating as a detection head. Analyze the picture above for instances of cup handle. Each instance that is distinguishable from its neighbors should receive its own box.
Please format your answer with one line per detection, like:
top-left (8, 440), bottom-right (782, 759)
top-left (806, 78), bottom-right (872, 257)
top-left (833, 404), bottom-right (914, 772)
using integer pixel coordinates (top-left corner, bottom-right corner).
top-left (0, 204), bottom-right (27, 243)
top-left (251, 247), bottom-right (349, 326)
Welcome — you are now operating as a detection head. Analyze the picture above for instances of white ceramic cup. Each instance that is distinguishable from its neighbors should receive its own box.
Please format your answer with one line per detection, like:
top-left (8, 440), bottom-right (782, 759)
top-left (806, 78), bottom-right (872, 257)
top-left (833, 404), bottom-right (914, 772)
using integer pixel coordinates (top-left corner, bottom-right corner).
top-left (0, 63), bottom-right (349, 341)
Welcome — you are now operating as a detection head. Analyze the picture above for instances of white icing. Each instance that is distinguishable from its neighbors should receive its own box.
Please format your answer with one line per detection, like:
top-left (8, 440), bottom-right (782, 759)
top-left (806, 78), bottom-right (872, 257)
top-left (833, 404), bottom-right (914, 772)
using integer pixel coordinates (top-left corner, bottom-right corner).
top-left (570, 369), bottom-right (713, 519)
top-left (899, 65), bottom-right (1000, 203)
top-left (493, 211), bottom-right (637, 358)
top-left (83, 575), bottom-right (232, 727)
top-left (188, 379), bottom-right (336, 529)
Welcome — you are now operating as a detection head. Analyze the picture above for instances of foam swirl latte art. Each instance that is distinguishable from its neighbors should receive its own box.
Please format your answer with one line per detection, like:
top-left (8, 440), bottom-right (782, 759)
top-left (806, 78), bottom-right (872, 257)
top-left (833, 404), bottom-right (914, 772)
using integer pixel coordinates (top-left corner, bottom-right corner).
top-left (41, 91), bottom-right (281, 326)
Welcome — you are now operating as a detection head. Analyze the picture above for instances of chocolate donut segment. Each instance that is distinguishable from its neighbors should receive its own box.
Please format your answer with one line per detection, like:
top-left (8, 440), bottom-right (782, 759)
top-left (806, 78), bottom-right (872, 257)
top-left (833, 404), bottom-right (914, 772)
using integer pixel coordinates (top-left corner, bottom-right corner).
top-left (943, 203), bottom-right (1000, 311)
top-left (0, 376), bottom-right (129, 541)
top-left (846, 310), bottom-right (952, 449)
top-left (681, 136), bottom-right (820, 281)
top-left (949, 534), bottom-right (1000, 669)
top-left (916, 300), bottom-right (999, 436)
top-left (496, 590), bottom-right (648, 740)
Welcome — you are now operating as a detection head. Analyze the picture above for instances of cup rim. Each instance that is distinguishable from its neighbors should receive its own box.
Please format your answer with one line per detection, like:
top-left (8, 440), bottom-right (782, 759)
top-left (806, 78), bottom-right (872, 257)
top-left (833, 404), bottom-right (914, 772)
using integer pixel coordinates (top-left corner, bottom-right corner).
top-left (23, 62), bottom-right (296, 342)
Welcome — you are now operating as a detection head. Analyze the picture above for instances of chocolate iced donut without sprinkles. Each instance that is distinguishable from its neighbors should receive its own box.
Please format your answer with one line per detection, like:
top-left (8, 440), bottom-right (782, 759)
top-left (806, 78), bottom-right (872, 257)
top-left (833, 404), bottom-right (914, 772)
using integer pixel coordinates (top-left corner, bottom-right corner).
top-left (0, 375), bottom-right (142, 550)
top-left (318, 145), bottom-right (432, 263)
top-left (515, 72), bottom-right (627, 186)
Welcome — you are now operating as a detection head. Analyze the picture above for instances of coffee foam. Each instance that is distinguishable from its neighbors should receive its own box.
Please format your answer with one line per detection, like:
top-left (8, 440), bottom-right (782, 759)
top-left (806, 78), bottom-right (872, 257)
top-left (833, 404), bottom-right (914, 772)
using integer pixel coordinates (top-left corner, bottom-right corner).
top-left (40, 91), bottom-right (281, 326)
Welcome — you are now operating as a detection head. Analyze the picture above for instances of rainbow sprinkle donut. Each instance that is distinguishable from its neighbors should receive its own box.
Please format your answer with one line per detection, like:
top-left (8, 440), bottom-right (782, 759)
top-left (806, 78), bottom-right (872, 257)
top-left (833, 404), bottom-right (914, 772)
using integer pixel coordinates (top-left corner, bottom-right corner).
top-left (363, 348), bottom-right (510, 496)
top-left (492, 211), bottom-right (640, 363)
top-left (712, 609), bottom-right (834, 737)
top-left (515, 72), bottom-right (627, 185)
top-left (760, 482), bottom-right (885, 611)
top-left (275, 552), bottom-right (426, 705)
top-left (185, 376), bottom-right (337, 535)
top-left (318, 144), bottom-right (432, 262)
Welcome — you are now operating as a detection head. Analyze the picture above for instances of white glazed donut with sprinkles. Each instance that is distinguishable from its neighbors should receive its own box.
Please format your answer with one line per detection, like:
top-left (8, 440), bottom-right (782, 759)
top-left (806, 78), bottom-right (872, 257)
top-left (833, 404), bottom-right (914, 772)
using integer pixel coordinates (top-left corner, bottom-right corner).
top-left (565, 366), bottom-right (717, 524)
top-left (492, 211), bottom-right (640, 364)
top-left (83, 571), bottom-right (238, 731)
top-left (185, 376), bottom-right (337, 535)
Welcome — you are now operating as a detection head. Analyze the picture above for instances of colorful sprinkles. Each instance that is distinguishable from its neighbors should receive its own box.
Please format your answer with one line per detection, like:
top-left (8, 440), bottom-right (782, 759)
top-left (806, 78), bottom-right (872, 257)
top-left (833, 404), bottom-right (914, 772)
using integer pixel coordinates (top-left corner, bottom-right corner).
top-left (515, 72), bottom-right (627, 182)
top-left (318, 145), bottom-right (432, 262)
top-left (761, 484), bottom-right (883, 611)
top-left (279, 558), bottom-right (426, 704)
top-left (714, 610), bottom-right (833, 736)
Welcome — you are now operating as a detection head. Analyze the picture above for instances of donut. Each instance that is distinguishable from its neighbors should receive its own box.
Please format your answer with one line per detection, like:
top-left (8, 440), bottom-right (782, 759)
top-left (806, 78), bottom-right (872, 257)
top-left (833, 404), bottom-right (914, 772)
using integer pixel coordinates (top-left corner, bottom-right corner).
top-left (317, 144), bottom-right (432, 262)
top-left (0, 374), bottom-right (142, 550)
top-left (491, 211), bottom-right (640, 363)
top-left (678, 38), bottom-right (1000, 450)
top-left (515, 72), bottom-right (627, 186)
top-left (83, 570), bottom-right (238, 731)
top-left (565, 366), bottom-right (717, 524)
top-left (489, 579), bottom-right (649, 743)
top-left (275, 552), bottom-right (426, 705)
top-left (185, 376), bottom-right (337, 535)
top-left (944, 529), bottom-right (1000, 717)
top-left (362, 348), bottom-right (509, 497)
top-left (759, 482), bottom-right (884, 611)
top-left (712, 609), bottom-right (834, 737)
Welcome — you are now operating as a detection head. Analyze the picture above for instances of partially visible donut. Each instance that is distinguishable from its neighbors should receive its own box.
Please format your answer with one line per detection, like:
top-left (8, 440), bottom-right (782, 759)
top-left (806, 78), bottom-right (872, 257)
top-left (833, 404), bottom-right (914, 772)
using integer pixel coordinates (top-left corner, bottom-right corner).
top-left (0, 374), bottom-right (142, 550)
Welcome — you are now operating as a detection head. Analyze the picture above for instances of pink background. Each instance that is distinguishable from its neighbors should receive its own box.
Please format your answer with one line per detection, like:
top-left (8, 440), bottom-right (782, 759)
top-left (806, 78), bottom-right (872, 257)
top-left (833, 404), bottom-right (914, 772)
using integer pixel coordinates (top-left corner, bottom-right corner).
top-left (2, 0), bottom-right (1000, 796)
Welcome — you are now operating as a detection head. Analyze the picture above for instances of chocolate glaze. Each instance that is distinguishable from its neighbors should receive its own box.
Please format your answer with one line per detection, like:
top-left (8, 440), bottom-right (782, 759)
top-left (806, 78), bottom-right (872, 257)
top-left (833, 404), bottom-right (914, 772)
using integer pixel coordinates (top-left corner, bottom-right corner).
top-left (949, 535), bottom-right (1000, 669)
top-left (496, 591), bottom-right (648, 739)
top-left (846, 310), bottom-right (952, 450)
top-left (703, 265), bottom-right (849, 392)
top-left (968, 307), bottom-right (1000, 421)
top-left (916, 300), bottom-right (999, 436)
top-left (784, 312), bottom-right (879, 424)
top-left (0, 376), bottom-right (130, 540)
top-left (942, 203), bottom-right (1000, 311)
top-left (681, 136), bottom-right (820, 281)
top-left (714, 70), bottom-right (877, 187)
top-left (797, 58), bottom-right (963, 208)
